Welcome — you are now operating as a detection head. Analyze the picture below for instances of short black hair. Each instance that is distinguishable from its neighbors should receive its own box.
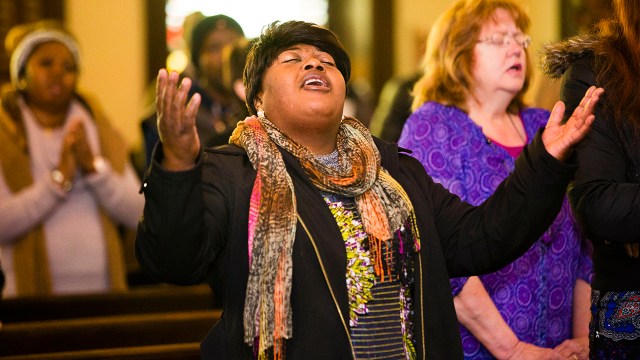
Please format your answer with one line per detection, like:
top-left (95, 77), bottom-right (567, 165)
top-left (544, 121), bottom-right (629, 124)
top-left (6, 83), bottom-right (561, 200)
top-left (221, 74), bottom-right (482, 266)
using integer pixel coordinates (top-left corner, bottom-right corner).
top-left (243, 21), bottom-right (351, 115)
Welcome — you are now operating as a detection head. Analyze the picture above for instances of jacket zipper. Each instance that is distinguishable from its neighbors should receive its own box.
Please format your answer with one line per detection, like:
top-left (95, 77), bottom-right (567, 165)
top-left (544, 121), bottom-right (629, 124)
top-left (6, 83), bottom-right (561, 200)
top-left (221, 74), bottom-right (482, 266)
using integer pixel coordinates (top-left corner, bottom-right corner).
top-left (297, 214), bottom-right (357, 359)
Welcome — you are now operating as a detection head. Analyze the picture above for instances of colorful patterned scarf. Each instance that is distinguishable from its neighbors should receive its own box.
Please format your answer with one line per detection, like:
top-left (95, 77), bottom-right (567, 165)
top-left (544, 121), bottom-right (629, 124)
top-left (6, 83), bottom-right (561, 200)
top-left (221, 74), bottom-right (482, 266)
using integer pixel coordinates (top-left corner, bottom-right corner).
top-left (229, 115), bottom-right (417, 359)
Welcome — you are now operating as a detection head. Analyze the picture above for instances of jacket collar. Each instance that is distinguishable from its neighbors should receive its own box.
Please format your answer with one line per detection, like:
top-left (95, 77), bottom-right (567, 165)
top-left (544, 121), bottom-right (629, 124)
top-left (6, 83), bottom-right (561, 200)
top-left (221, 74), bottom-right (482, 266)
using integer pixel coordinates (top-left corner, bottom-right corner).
top-left (541, 34), bottom-right (599, 79)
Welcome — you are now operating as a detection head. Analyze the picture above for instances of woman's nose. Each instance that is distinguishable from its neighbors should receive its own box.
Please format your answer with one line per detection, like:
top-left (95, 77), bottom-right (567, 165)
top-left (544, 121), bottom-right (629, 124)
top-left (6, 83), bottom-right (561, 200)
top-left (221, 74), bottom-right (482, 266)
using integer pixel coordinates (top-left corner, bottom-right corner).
top-left (303, 58), bottom-right (324, 71)
top-left (507, 41), bottom-right (522, 56)
top-left (49, 67), bottom-right (64, 78)
top-left (50, 63), bottom-right (67, 77)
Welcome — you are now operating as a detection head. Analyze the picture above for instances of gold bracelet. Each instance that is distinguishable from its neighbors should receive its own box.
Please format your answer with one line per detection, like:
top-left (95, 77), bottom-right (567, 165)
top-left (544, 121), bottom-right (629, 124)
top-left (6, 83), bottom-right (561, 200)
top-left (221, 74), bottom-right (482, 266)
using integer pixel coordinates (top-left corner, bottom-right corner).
top-left (51, 169), bottom-right (73, 192)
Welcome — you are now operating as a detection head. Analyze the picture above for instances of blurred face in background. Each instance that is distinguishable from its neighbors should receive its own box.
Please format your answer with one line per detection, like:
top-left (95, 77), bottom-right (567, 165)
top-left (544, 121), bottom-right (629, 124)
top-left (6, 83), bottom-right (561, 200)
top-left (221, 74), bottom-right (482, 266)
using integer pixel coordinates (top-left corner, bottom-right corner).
top-left (22, 41), bottom-right (78, 113)
top-left (198, 27), bottom-right (243, 96)
top-left (472, 8), bottom-right (528, 100)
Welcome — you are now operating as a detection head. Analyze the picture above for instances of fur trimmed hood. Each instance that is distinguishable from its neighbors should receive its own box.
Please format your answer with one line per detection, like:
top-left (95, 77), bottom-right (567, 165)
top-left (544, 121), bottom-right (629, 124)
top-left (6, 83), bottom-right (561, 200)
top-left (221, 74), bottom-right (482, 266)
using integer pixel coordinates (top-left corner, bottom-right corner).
top-left (541, 35), bottom-right (599, 79)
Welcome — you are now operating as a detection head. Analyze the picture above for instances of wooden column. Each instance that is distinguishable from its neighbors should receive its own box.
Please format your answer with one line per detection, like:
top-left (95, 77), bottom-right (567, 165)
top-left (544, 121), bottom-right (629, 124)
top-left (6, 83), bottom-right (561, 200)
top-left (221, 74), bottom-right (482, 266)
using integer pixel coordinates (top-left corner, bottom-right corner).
top-left (0, 0), bottom-right (64, 84)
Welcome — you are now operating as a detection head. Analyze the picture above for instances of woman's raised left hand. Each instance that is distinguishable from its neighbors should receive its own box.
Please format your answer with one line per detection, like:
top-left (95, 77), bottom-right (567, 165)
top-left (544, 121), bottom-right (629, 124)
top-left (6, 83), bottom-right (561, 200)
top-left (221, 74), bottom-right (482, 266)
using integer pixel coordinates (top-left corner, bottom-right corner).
top-left (155, 69), bottom-right (201, 171)
top-left (542, 86), bottom-right (604, 161)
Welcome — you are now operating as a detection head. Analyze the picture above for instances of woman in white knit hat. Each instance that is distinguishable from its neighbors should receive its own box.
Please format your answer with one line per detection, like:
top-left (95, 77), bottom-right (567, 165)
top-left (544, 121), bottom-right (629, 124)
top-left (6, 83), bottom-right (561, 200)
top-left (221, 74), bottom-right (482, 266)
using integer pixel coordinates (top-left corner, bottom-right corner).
top-left (0, 20), bottom-right (144, 298)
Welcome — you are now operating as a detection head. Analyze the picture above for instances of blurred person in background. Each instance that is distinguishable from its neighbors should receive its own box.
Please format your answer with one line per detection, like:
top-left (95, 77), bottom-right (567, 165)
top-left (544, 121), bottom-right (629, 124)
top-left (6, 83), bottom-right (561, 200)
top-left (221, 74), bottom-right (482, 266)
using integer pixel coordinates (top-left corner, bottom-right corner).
top-left (369, 71), bottom-right (421, 142)
top-left (544, 0), bottom-right (640, 357)
top-left (141, 14), bottom-right (246, 167)
top-left (399, 0), bottom-right (593, 358)
top-left (214, 37), bottom-right (254, 145)
top-left (0, 20), bottom-right (144, 297)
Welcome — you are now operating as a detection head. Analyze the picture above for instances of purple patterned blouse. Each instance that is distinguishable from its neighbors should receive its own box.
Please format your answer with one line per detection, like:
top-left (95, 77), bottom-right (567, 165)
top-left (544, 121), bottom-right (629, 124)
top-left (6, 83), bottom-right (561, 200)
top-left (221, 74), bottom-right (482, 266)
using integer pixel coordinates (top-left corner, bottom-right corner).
top-left (398, 102), bottom-right (593, 359)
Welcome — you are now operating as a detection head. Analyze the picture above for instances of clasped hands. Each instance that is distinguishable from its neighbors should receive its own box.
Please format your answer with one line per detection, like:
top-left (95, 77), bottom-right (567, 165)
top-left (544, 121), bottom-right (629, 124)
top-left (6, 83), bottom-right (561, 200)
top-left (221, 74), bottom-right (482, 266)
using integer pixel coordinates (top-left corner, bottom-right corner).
top-left (56, 118), bottom-right (101, 185)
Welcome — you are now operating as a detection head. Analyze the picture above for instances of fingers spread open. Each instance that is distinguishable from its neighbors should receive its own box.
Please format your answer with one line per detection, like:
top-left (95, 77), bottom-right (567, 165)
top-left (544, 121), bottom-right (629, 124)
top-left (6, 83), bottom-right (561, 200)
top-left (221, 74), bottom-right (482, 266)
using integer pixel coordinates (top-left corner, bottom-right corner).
top-left (165, 71), bottom-right (180, 123)
top-left (174, 77), bottom-right (189, 118)
top-left (548, 100), bottom-right (566, 127)
top-left (583, 87), bottom-right (604, 117)
top-left (573, 86), bottom-right (603, 123)
top-left (155, 69), bottom-right (168, 115)
top-left (186, 92), bottom-right (201, 121)
top-left (565, 86), bottom-right (603, 132)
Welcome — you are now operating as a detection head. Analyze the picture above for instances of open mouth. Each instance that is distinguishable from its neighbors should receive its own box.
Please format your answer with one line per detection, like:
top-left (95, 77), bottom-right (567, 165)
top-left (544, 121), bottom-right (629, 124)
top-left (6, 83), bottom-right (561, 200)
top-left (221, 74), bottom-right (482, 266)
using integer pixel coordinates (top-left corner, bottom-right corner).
top-left (302, 75), bottom-right (328, 88)
top-left (509, 64), bottom-right (522, 71)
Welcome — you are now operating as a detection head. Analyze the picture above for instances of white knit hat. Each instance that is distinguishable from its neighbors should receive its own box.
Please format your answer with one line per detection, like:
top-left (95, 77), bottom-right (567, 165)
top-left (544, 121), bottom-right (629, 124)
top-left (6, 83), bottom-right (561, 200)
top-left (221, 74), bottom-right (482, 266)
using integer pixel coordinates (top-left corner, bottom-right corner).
top-left (10, 29), bottom-right (81, 86)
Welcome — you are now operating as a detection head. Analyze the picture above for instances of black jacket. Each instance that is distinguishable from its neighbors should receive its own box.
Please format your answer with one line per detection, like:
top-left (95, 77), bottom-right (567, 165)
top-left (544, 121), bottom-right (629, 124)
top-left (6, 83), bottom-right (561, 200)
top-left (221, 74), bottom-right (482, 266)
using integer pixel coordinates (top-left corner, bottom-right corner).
top-left (544, 38), bottom-right (640, 291)
top-left (136, 134), bottom-right (575, 359)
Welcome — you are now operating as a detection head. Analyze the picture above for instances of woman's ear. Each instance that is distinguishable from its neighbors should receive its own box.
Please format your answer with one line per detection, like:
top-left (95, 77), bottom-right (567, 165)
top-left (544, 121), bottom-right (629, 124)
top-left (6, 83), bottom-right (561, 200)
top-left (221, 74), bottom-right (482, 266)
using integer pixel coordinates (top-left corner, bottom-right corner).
top-left (254, 96), bottom-right (264, 117)
top-left (254, 96), bottom-right (263, 110)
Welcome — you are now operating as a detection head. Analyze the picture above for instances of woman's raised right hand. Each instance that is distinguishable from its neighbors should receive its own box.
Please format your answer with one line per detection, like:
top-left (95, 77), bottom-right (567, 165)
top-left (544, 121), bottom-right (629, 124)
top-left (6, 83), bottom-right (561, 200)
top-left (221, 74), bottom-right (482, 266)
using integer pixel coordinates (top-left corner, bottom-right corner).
top-left (156, 69), bottom-right (201, 171)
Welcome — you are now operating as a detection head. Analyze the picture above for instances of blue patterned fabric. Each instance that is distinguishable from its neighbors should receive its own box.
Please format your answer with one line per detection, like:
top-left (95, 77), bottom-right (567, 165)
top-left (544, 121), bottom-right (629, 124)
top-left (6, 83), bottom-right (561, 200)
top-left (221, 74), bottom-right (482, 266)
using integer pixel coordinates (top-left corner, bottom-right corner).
top-left (590, 290), bottom-right (640, 359)
top-left (398, 102), bottom-right (594, 359)
top-left (592, 290), bottom-right (640, 341)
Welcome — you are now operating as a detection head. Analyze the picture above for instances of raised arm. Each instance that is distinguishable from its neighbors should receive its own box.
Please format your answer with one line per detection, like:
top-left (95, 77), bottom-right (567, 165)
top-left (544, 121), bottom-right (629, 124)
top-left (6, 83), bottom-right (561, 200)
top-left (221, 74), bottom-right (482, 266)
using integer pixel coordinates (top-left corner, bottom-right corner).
top-left (429, 86), bottom-right (604, 277)
top-left (155, 69), bottom-right (202, 171)
top-left (135, 69), bottom-right (211, 285)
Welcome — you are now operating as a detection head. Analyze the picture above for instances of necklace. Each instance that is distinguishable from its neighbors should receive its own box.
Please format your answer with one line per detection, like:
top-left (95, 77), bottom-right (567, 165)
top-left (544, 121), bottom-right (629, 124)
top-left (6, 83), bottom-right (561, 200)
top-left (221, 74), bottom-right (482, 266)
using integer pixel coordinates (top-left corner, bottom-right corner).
top-left (507, 113), bottom-right (526, 143)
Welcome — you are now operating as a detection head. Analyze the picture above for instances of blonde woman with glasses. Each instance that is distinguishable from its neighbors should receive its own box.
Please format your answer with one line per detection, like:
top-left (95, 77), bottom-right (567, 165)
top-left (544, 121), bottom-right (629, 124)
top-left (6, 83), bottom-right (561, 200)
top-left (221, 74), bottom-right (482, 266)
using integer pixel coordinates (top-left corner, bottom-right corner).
top-left (399, 1), bottom-right (593, 359)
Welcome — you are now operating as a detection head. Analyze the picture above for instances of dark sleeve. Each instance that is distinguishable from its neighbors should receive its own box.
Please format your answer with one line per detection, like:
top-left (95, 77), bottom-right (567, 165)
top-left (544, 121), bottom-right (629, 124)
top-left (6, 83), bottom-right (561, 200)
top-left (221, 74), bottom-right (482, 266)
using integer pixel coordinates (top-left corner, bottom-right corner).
top-left (135, 143), bottom-right (215, 285)
top-left (562, 56), bottom-right (640, 243)
top-left (379, 77), bottom-right (416, 143)
top-left (424, 131), bottom-right (577, 276)
top-left (140, 113), bottom-right (159, 168)
top-left (560, 55), bottom-right (598, 123)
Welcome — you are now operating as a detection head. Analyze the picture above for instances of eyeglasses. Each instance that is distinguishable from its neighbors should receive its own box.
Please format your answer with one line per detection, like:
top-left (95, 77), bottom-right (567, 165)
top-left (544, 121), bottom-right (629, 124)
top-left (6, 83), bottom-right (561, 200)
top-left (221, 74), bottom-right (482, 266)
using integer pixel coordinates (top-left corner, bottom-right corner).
top-left (477, 32), bottom-right (531, 49)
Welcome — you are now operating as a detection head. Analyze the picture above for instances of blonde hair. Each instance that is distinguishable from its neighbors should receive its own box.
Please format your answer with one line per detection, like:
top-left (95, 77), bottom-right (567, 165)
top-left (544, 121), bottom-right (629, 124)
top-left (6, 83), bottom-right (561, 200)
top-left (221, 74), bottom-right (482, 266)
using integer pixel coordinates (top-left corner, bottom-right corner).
top-left (411, 0), bottom-right (532, 113)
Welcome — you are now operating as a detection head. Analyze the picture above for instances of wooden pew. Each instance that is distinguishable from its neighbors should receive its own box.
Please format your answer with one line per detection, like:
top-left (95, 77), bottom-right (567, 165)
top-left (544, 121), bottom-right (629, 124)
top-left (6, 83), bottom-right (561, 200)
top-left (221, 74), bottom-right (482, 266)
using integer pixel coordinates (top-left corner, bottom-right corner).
top-left (0, 343), bottom-right (201, 360)
top-left (0, 284), bottom-right (218, 323)
top-left (0, 309), bottom-right (221, 356)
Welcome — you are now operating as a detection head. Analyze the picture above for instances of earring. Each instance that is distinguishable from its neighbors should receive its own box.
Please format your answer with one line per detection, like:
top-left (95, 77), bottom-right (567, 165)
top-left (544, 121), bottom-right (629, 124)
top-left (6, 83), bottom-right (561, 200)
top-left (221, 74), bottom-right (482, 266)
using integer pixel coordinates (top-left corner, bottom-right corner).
top-left (257, 108), bottom-right (265, 118)
top-left (17, 78), bottom-right (27, 90)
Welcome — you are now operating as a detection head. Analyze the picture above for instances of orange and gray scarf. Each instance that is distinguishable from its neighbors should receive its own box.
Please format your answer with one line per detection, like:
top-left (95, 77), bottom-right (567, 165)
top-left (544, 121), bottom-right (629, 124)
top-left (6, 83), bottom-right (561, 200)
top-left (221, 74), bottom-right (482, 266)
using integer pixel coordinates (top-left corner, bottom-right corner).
top-left (230, 115), bottom-right (417, 359)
